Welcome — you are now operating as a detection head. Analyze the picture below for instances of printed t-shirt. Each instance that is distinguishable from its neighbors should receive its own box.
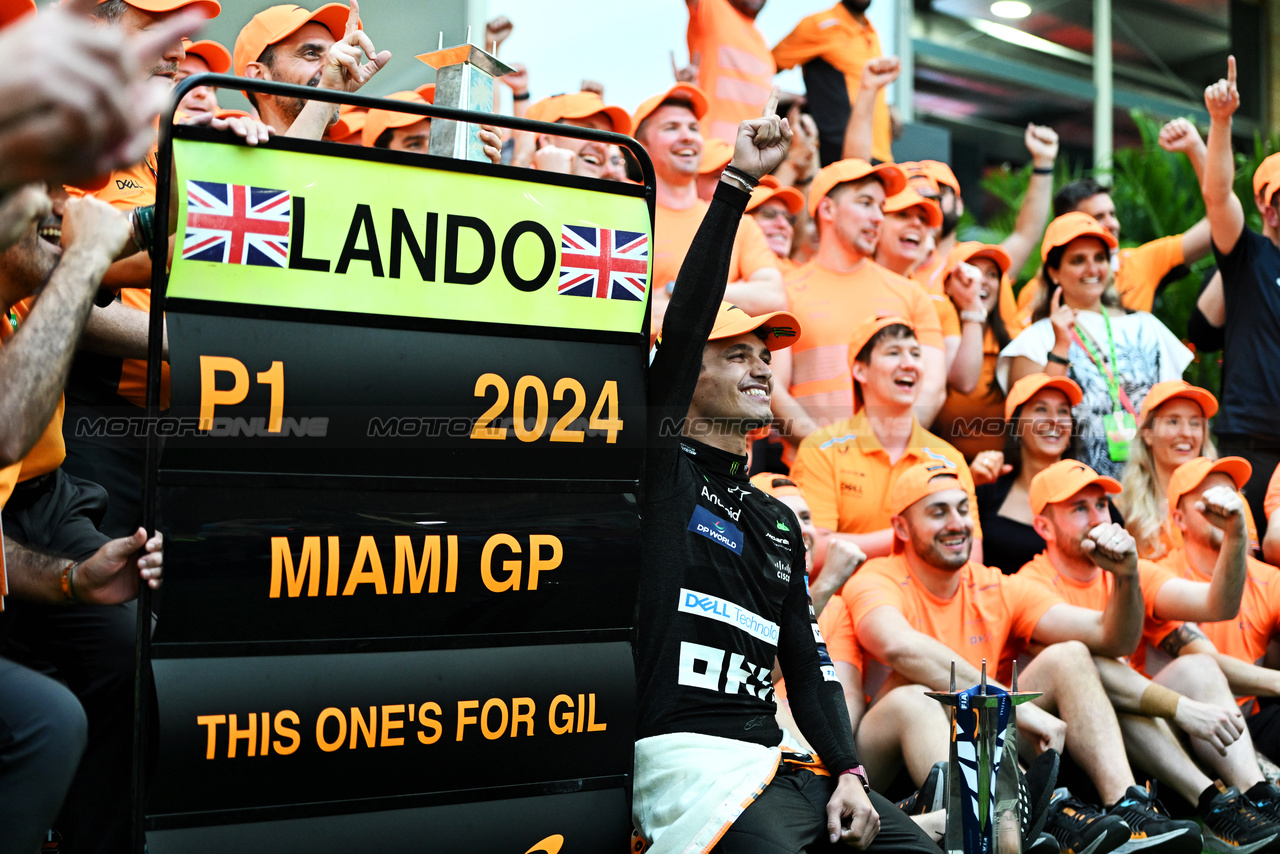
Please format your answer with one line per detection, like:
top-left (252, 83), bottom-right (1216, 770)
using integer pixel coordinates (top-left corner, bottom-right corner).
top-left (1215, 227), bottom-right (1280, 439)
top-left (785, 259), bottom-right (943, 422)
top-left (791, 410), bottom-right (981, 537)
top-left (1017, 552), bottom-right (1182, 672)
top-left (1161, 551), bottom-right (1280, 710)
top-left (842, 555), bottom-right (1063, 693)
top-left (687, 0), bottom-right (776, 143)
top-left (1015, 235), bottom-right (1185, 319)
top-left (772, 3), bottom-right (891, 163)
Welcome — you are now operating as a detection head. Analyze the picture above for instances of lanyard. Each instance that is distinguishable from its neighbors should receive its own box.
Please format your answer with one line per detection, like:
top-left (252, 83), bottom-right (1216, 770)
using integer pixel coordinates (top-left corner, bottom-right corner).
top-left (1070, 311), bottom-right (1136, 415)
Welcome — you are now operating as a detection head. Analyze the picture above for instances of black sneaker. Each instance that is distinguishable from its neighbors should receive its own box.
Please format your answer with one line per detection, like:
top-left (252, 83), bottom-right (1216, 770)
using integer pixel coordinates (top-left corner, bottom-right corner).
top-left (1045, 788), bottom-right (1131, 854)
top-left (1202, 786), bottom-right (1280, 854)
top-left (1107, 783), bottom-right (1201, 854)
top-left (1247, 782), bottom-right (1280, 826)
top-left (1027, 831), bottom-right (1061, 854)
top-left (1022, 749), bottom-right (1062, 845)
top-left (897, 760), bottom-right (947, 815)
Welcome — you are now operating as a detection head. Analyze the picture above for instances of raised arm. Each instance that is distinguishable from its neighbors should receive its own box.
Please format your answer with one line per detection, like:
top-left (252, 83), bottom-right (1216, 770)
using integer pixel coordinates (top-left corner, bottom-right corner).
top-left (286, 1), bottom-right (391, 141)
top-left (842, 57), bottom-right (899, 162)
top-left (1202, 56), bottom-right (1245, 256)
top-left (1000, 125), bottom-right (1058, 276)
top-left (1158, 118), bottom-right (1214, 265)
top-left (1154, 486), bottom-right (1249, 622)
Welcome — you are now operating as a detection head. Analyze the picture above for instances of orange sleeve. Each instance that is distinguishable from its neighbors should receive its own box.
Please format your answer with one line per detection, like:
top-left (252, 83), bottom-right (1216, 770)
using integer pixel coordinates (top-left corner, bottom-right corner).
top-left (933, 293), bottom-right (961, 338)
top-left (1265, 464), bottom-right (1280, 521)
top-left (1005, 574), bottom-right (1066, 645)
top-left (792, 435), bottom-right (840, 531)
top-left (733, 214), bottom-right (783, 280)
top-left (845, 562), bottom-right (907, 632)
top-left (1115, 235), bottom-right (1184, 313)
top-left (998, 274), bottom-right (1026, 337)
top-left (771, 17), bottom-right (823, 71)
top-left (818, 594), bottom-right (862, 670)
top-left (1015, 275), bottom-right (1043, 320)
top-left (907, 282), bottom-right (945, 351)
top-left (1138, 560), bottom-right (1182, 622)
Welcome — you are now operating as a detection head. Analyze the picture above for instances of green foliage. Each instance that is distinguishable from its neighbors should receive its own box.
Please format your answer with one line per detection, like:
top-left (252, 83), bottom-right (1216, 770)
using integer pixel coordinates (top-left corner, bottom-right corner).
top-left (958, 111), bottom-right (1280, 395)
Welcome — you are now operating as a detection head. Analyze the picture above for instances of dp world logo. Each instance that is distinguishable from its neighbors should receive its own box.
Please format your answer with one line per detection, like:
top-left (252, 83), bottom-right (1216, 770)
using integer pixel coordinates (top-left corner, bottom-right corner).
top-left (688, 505), bottom-right (744, 555)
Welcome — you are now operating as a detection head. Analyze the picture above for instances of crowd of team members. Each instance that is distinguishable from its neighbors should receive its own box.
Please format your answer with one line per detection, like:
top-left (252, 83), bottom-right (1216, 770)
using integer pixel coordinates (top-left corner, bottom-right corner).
top-left (3, 0), bottom-right (1280, 850)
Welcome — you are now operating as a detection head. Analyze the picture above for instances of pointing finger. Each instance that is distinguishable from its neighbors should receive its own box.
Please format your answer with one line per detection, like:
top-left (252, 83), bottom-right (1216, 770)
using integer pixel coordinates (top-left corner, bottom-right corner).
top-left (1051, 286), bottom-right (1063, 312)
top-left (763, 85), bottom-right (780, 119)
top-left (345, 0), bottom-right (360, 39)
top-left (1227, 54), bottom-right (1236, 86)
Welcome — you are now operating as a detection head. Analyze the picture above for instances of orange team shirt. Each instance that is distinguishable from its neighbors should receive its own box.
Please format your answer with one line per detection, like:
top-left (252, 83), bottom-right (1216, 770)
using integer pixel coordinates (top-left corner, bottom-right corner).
top-left (0, 302), bottom-right (67, 507)
top-left (790, 410), bottom-right (982, 538)
top-left (772, 3), bottom-right (891, 164)
top-left (1165, 551), bottom-right (1280, 710)
top-left (653, 200), bottom-right (780, 294)
top-left (816, 593), bottom-right (865, 675)
top-left (1017, 552), bottom-right (1182, 673)
top-left (841, 555), bottom-right (1063, 694)
top-left (1264, 464), bottom-right (1280, 520)
top-left (687, 0), bottom-right (777, 143)
top-left (1015, 235), bottom-right (1185, 320)
top-left (785, 260), bottom-right (943, 422)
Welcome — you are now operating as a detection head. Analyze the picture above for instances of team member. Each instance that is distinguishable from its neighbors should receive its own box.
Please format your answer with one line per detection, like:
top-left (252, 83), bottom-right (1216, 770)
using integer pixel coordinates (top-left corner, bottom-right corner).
top-left (769, 159), bottom-right (945, 452)
top-left (873, 187), bottom-right (941, 280)
top-left (999, 212), bottom-right (1192, 478)
top-left (175, 38), bottom-right (231, 116)
top-left (633, 98), bottom-right (932, 854)
top-left (1200, 57), bottom-right (1280, 532)
top-left (633, 82), bottom-right (784, 337)
top-left (746, 178), bottom-right (804, 273)
top-left (1020, 461), bottom-right (1280, 847)
top-left (826, 462), bottom-right (1189, 854)
top-left (684, 0), bottom-right (775, 143)
top-left (362, 89), bottom-right (431, 150)
top-left (1119, 381), bottom-right (1258, 560)
top-left (1160, 458), bottom-right (1280, 769)
top-left (791, 315), bottom-right (979, 570)
top-left (932, 241), bottom-right (1022, 458)
top-left (235, 1), bottom-right (390, 139)
top-left (526, 90), bottom-right (631, 180)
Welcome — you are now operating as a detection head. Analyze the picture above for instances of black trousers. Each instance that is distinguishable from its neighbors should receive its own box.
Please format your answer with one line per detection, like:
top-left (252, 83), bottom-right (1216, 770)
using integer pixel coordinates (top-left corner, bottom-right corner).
top-left (0, 655), bottom-right (87, 854)
top-left (1248, 698), bottom-right (1280, 765)
top-left (715, 766), bottom-right (938, 854)
top-left (2, 469), bottom-right (134, 854)
top-left (1215, 435), bottom-right (1280, 543)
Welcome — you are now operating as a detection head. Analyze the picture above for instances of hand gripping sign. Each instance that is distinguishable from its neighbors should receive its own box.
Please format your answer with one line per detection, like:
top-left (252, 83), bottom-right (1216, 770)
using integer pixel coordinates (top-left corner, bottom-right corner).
top-left (927, 661), bottom-right (1043, 854)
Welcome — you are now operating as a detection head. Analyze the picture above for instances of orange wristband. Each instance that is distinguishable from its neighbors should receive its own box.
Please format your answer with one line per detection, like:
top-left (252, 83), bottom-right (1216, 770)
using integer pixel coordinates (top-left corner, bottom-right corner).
top-left (60, 562), bottom-right (79, 603)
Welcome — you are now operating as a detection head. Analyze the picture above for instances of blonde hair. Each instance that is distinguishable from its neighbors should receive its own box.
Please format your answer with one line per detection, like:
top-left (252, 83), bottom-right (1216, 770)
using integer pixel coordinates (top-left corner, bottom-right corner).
top-left (1118, 409), bottom-right (1218, 559)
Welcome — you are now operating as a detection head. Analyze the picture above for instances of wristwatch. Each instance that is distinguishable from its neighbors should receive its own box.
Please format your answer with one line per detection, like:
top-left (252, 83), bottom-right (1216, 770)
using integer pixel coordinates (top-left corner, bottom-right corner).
top-left (841, 764), bottom-right (871, 792)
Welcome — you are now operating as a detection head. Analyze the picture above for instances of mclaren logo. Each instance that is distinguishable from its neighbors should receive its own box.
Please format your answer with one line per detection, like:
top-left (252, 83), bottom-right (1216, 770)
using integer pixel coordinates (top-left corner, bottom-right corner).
top-left (524, 834), bottom-right (564, 854)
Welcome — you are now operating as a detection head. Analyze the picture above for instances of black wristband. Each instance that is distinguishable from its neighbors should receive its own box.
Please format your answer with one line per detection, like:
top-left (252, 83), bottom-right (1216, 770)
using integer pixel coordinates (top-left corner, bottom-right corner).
top-left (1046, 351), bottom-right (1070, 365)
top-left (1032, 166), bottom-right (1054, 175)
top-left (722, 163), bottom-right (760, 189)
top-left (511, 91), bottom-right (530, 101)
top-left (131, 204), bottom-right (155, 258)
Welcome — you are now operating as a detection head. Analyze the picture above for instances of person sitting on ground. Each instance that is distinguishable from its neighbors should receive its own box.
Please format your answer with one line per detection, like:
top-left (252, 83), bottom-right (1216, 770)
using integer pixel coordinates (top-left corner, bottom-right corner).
top-left (1119, 380), bottom-right (1258, 561)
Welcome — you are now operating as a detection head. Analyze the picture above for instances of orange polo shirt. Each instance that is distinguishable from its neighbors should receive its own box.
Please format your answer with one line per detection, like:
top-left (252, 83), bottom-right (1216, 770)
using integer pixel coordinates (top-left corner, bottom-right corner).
top-left (773, 3), bottom-right (891, 163)
top-left (791, 410), bottom-right (982, 537)
top-left (841, 555), bottom-right (1063, 691)
top-left (688, 0), bottom-right (777, 143)
top-left (785, 259), bottom-right (943, 422)
top-left (1015, 235), bottom-right (1185, 319)
top-left (1017, 552), bottom-right (1182, 671)
top-left (0, 301), bottom-right (67, 507)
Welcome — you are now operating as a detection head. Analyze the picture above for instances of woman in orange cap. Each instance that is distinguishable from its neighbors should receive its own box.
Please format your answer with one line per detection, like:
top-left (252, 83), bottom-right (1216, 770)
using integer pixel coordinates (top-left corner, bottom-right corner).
top-left (998, 212), bottom-right (1192, 479)
top-left (1117, 380), bottom-right (1258, 559)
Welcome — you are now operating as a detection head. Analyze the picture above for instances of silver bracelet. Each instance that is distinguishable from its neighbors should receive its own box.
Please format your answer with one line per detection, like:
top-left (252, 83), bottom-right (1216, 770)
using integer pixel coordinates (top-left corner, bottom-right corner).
top-left (720, 171), bottom-right (755, 194)
top-left (959, 309), bottom-right (988, 324)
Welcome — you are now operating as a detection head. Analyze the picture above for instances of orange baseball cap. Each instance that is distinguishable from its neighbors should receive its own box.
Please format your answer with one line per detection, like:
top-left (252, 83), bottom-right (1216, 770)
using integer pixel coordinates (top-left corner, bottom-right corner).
top-left (749, 472), bottom-right (805, 500)
top-left (883, 187), bottom-right (943, 228)
top-left (889, 461), bottom-right (964, 516)
top-left (631, 83), bottom-right (708, 134)
top-left (1254, 153), bottom-right (1280, 205)
top-left (182, 38), bottom-right (231, 73)
top-left (1029, 460), bottom-right (1122, 515)
top-left (943, 241), bottom-right (1011, 284)
top-left (709, 302), bottom-right (801, 350)
top-left (0, 0), bottom-right (34, 29)
top-left (1041, 211), bottom-right (1118, 262)
top-left (101, 0), bottom-right (220, 16)
top-left (328, 103), bottom-right (367, 142)
top-left (900, 160), bottom-right (959, 194)
top-left (699, 137), bottom-right (734, 174)
top-left (233, 3), bottom-right (349, 78)
top-left (362, 91), bottom-right (430, 147)
top-left (1167, 456), bottom-right (1252, 511)
top-left (808, 158), bottom-right (906, 217)
top-left (414, 83), bottom-right (436, 103)
top-left (746, 184), bottom-right (804, 215)
top-left (847, 314), bottom-right (914, 373)
top-left (528, 91), bottom-right (630, 136)
top-left (1004, 373), bottom-right (1082, 421)
top-left (900, 162), bottom-right (940, 195)
top-left (1138, 379), bottom-right (1218, 423)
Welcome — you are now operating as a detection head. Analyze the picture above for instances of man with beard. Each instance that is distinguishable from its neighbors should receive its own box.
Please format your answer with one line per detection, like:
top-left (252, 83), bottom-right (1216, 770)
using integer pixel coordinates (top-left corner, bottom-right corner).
top-left (773, 0), bottom-right (892, 165)
top-left (684, 0), bottom-right (776, 144)
top-left (1018, 460), bottom-right (1280, 852)
top-left (828, 461), bottom-right (1206, 854)
top-left (0, 188), bottom-right (168, 854)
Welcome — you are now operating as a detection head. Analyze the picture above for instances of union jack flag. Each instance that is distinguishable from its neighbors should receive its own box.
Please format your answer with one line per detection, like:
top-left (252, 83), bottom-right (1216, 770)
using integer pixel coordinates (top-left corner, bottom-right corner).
top-left (182, 181), bottom-right (291, 267)
top-left (558, 225), bottom-right (649, 301)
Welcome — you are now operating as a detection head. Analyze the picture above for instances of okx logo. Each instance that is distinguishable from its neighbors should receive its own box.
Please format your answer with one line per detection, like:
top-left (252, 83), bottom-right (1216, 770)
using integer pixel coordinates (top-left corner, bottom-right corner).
top-left (688, 505), bottom-right (743, 555)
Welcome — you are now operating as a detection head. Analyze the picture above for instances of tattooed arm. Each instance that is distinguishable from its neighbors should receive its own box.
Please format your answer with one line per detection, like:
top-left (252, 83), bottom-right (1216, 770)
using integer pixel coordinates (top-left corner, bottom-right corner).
top-left (1165, 624), bottom-right (1280, 697)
